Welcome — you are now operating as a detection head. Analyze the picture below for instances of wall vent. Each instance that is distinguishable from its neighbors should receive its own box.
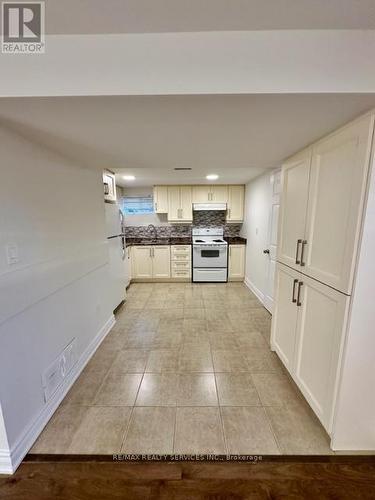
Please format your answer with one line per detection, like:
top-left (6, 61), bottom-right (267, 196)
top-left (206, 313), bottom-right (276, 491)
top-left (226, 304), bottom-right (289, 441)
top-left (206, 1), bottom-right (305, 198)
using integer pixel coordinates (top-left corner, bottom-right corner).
top-left (41, 339), bottom-right (76, 402)
top-left (174, 167), bottom-right (192, 171)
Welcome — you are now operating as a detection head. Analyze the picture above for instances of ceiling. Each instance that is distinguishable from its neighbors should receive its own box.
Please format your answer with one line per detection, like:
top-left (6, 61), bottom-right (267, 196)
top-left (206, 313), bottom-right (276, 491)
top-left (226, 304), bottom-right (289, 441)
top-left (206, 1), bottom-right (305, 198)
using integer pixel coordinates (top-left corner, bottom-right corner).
top-left (45, 0), bottom-right (375, 33)
top-left (0, 94), bottom-right (374, 187)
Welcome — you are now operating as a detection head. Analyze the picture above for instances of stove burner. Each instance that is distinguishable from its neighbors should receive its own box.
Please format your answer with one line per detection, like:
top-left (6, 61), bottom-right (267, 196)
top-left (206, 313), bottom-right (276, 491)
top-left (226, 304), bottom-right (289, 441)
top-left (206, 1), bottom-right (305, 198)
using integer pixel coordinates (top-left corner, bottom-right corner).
top-left (195, 239), bottom-right (205, 242)
top-left (213, 239), bottom-right (224, 243)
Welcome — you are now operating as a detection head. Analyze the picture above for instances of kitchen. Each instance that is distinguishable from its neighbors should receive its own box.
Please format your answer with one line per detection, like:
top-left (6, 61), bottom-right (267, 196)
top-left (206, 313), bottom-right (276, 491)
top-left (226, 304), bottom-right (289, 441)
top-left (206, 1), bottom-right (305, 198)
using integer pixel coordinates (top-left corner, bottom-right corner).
top-left (1, 93), bottom-right (375, 483)
top-left (26, 100), bottom-right (372, 458)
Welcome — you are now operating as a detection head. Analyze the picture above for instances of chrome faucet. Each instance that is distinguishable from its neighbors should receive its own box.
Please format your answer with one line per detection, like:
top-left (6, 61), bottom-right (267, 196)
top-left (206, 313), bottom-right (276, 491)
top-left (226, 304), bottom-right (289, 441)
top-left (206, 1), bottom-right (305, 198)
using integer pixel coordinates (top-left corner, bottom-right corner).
top-left (147, 224), bottom-right (157, 239)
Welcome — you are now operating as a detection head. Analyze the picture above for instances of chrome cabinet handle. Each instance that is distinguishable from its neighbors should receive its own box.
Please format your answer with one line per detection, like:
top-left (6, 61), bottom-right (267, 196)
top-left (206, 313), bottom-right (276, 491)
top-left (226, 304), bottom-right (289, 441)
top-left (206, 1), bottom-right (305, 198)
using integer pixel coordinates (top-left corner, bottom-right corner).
top-left (228, 208), bottom-right (231, 219)
top-left (292, 279), bottom-right (298, 303)
top-left (295, 239), bottom-right (302, 264)
top-left (149, 247), bottom-right (152, 258)
top-left (155, 202), bottom-right (158, 211)
top-left (300, 240), bottom-right (307, 267)
top-left (297, 281), bottom-right (303, 306)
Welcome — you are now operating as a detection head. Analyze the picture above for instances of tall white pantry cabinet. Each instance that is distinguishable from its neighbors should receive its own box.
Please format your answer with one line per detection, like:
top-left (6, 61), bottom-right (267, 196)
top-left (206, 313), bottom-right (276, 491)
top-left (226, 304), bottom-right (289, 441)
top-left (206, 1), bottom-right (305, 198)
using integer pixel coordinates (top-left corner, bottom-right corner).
top-left (271, 111), bottom-right (375, 448)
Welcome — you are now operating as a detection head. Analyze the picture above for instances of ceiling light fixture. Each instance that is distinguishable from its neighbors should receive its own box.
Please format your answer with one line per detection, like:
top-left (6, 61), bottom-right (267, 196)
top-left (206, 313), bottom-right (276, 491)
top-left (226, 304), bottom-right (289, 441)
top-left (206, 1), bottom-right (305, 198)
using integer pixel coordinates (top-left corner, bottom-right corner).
top-left (206, 174), bottom-right (219, 180)
top-left (123, 175), bottom-right (135, 181)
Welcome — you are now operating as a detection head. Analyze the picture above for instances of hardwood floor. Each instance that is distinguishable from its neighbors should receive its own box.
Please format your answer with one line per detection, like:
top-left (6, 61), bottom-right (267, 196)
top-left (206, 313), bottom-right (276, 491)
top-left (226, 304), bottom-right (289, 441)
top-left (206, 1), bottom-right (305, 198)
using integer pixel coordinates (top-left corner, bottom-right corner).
top-left (1, 455), bottom-right (375, 499)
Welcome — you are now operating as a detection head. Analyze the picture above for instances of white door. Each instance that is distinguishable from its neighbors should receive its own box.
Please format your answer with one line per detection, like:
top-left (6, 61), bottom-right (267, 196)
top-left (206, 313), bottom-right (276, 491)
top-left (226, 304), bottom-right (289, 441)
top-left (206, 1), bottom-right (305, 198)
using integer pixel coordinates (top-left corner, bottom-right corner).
top-left (153, 186), bottom-right (168, 213)
top-left (167, 186), bottom-right (180, 221)
top-left (227, 185), bottom-right (245, 222)
top-left (192, 185), bottom-right (210, 203)
top-left (132, 246), bottom-right (153, 279)
top-left (277, 149), bottom-right (311, 270)
top-left (228, 245), bottom-right (245, 279)
top-left (211, 185), bottom-right (228, 203)
top-left (263, 170), bottom-right (281, 313)
top-left (271, 263), bottom-right (300, 373)
top-left (152, 246), bottom-right (171, 278)
top-left (180, 186), bottom-right (192, 221)
top-left (303, 114), bottom-right (374, 294)
top-left (293, 274), bottom-right (349, 432)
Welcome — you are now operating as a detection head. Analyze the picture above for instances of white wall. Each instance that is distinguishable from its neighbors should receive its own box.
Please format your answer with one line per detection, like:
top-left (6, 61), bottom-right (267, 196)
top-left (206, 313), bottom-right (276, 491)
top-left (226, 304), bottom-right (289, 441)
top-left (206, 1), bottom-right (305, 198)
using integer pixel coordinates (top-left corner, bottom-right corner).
top-left (1, 31), bottom-right (375, 96)
top-left (332, 151), bottom-right (375, 450)
top-left (0, 125), bottom-right (113, 472)
top-left (241, 172), bottom-right (273, 301)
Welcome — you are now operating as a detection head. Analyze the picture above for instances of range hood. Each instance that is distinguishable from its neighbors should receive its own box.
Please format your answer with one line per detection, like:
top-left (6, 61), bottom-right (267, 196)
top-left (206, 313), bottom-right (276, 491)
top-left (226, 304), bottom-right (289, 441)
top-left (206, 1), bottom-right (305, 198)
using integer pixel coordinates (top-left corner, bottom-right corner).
top-left (193, 203), bottom-right (227, 211)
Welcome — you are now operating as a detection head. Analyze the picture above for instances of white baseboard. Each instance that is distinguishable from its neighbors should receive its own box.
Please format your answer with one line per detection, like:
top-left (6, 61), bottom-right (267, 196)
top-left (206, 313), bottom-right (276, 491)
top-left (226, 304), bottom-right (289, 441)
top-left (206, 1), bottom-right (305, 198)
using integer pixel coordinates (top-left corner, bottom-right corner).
top-left (0, 314), bottom-right (115, 475)
top-left (0, 450), bottom-right (12, 475)
top-left (244, 277), bottom-right (265, 305)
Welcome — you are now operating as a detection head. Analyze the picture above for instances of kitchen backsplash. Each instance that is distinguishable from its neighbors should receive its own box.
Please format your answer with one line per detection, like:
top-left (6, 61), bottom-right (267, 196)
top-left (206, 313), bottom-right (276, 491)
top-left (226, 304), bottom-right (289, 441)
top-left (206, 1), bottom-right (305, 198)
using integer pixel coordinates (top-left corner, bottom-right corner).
top-left (124, 211), bottom-right (242, 238)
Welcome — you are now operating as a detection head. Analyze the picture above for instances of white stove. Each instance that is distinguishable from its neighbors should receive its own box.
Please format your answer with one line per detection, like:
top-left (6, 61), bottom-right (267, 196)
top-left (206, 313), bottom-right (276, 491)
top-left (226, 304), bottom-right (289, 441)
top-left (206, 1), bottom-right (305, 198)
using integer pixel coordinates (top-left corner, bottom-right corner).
top-left (192, 227), bottom-right (228, 282)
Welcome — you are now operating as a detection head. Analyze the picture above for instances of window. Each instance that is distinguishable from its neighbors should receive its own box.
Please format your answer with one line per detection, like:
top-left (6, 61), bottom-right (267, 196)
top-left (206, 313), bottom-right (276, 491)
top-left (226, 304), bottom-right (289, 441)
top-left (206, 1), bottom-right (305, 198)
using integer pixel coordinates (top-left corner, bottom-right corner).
top-left (120, 196), bottom-right (154, 215)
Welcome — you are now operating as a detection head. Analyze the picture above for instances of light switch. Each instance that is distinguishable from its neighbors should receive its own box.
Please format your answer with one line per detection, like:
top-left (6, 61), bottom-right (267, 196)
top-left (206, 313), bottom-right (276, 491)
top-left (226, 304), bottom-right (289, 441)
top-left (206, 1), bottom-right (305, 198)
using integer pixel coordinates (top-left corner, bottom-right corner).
top-left (6, 243), bottom-right (19, 265)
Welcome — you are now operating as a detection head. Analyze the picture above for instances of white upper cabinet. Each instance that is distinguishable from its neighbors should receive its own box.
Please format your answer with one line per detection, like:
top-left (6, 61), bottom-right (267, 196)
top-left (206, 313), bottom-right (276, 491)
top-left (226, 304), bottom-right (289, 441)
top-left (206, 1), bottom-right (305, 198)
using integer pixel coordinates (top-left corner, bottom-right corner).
top-left (153, 186), bottom-right (168, 213)
top-left (293, 273), bottom-right (349, 432)
top-left (303, 114), bottom-right (374, 294)
top-left (192, 185), bottom-right (229, 203)
top-left (277, 150), bottom-right (311, 269)
top-left (277, 113), bottom-right (374, 294)
top-left (211, 185), bottom-right (228, 203)
top-left (167, 186), bottom-right (180, 220)
top-left (227, 185), bottom-right (245, 222)
top-left (168, 186), bottom-right (192, 222)
top-left (180, 186), bottom-right (193, 221)
top-left (192, 185), bottom-right (210, 203)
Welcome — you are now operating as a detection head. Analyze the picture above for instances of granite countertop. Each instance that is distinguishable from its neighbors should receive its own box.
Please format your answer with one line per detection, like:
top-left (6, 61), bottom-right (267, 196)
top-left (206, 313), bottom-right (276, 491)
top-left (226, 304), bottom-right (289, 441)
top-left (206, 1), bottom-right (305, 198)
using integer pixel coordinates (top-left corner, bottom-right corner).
top-left (126, 236), bottom-right (246, 246)
top-left (126, 237), bottom-right (192, 247)
top-left (225, 236), bottom-right (247, 245)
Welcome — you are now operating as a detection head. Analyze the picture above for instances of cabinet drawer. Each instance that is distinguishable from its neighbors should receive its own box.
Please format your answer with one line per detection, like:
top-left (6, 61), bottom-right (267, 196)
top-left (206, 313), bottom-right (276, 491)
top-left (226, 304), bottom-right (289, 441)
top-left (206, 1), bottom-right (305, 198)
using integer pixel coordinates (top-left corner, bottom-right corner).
top-left (172, 269), bottom-right (191, 278)
top-left (172, 261), bottom-right (191, 271)
top-left (171, 245), bottom-right (191, 255)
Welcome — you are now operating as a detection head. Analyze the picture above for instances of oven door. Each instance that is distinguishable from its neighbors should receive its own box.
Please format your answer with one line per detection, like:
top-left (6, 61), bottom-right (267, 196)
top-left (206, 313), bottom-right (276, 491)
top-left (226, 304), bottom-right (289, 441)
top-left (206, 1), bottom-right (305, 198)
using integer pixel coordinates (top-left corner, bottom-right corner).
top-left (193, 245), bottom-right (227, 268)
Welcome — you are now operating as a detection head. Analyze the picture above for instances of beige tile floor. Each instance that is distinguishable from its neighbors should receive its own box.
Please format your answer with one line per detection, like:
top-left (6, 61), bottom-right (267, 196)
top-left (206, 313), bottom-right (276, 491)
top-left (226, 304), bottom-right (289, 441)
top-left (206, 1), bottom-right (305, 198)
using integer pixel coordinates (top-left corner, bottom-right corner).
top-left (31, 282), bottom-right (333, 455)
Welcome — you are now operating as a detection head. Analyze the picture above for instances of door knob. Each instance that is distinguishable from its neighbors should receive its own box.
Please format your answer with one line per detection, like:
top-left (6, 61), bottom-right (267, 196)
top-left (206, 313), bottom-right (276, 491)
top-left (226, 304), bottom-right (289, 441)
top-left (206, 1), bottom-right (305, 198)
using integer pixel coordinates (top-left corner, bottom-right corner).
top-left (263, 249), bottom-right (270, 254)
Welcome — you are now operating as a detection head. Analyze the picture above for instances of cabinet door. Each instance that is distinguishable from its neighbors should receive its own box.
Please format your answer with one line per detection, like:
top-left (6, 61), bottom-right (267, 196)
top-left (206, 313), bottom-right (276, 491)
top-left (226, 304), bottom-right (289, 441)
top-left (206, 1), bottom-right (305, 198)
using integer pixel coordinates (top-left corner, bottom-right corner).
top-left (167, 186), bottom-right (180, 221)
top-left (228, 245), bottom-right (245, 279)
top-left (180, 186), bottom-right (193, 221)
top-left (227, 185), bottom-right (245, 222)
top-left (131, 246), bottom-right (153, 279)
top-left (153, 186), bottom-right (168, 213)
top-left (277, 150), bottom-right (311, 269)
top-left (294, 274), bottom-right (349, 432)
top-left (212, 185), bottom-right (228, 203)
top-left (152, 246), bottom-right (171, 278)
top-left (303, 115), bottom-right (374, 294)
top-left (271, 264), bottom-right (300, 373)
top-left (192, 185), bottom-right (210, 203)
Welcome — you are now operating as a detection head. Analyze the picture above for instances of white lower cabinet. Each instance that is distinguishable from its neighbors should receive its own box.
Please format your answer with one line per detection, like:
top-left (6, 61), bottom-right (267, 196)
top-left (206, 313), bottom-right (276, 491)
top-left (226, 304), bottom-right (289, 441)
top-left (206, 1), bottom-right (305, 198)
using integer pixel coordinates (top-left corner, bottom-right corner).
top-left (152, 246), bottom-right (171, 278)
top-left (272, 263), bottom-right (349, 433)
top-left (131, 245), bottom-right (170, 280)
top-left (131, 246), bottom-right (153, 279)
top-left (272, 264), bottom-right (300, 373)
top-left (228, 245), bottom-right (246, 280)
top-left (171, 245), bottom-right (191, 279)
